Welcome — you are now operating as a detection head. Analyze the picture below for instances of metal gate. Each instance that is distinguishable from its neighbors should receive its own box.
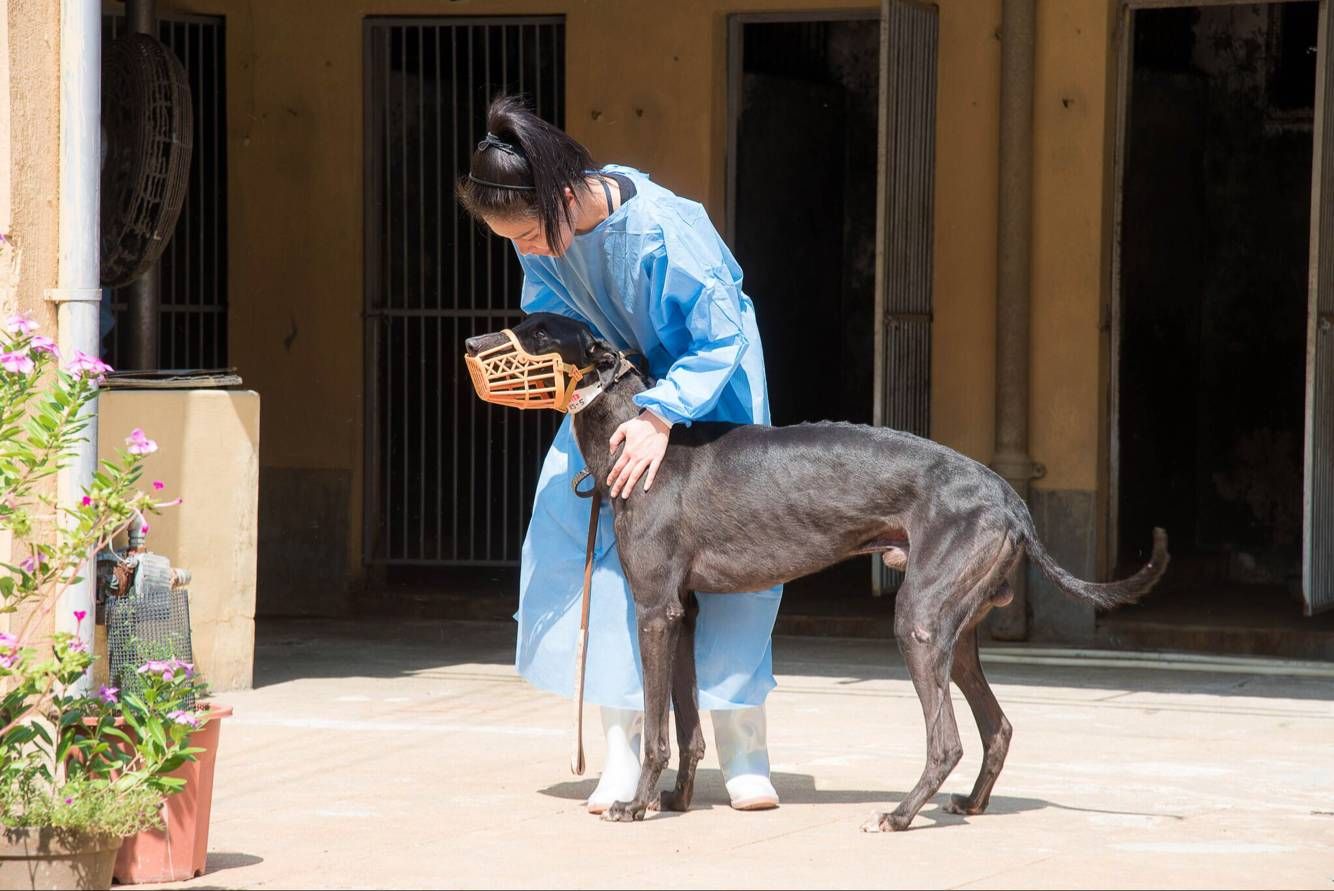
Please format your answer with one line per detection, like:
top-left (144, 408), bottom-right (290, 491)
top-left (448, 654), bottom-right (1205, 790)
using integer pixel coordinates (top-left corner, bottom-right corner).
top-left (103, 12), bottom-right (229, 370)
top-left (363, 17), bottom-right (565, 568)
top-left (872, 0), bottom-right (938, 594)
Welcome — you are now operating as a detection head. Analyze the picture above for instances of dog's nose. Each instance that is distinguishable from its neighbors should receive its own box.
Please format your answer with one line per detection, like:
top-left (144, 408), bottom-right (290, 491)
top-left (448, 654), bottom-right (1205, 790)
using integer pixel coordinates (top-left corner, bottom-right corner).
top-left (465, 332), bottom-right (507, 357)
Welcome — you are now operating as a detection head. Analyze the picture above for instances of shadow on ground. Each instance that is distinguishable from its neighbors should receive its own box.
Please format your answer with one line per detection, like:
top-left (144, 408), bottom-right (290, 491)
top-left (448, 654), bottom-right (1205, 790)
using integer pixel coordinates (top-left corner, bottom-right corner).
top-left (252, 617), bottom-right (1334, 703)
top-left (536, 769), bottom-right (1179, 829)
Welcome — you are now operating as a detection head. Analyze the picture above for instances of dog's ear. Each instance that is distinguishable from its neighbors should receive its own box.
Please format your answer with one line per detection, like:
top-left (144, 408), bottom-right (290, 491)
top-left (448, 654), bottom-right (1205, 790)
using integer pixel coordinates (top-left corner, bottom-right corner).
top-left (580, 329), bottom-right (619, 370)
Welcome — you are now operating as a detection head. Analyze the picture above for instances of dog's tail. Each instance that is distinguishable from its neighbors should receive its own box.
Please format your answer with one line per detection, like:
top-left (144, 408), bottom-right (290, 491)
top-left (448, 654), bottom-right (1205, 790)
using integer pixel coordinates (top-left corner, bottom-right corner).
top-left (1023, 526), bottom-right (1169, 610)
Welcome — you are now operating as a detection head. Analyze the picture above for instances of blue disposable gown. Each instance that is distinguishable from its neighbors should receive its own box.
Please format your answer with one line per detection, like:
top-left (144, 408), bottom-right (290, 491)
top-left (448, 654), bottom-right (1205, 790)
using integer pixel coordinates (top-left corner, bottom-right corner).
top-left (514, 165), bottom-right (783, 711)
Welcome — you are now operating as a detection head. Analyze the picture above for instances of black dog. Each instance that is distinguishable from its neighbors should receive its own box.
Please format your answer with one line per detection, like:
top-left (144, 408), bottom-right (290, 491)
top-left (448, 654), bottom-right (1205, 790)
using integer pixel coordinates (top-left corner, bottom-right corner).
top-left (466, 313), bottom-right (1168, 832)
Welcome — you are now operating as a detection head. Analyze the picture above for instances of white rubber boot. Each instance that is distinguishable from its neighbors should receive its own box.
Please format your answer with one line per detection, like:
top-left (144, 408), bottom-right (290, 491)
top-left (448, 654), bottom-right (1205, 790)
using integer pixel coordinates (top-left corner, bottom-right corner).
top-left (711, 705), bottom-right (780, 810)
top-left (585, 707), bottom-right (643, 814)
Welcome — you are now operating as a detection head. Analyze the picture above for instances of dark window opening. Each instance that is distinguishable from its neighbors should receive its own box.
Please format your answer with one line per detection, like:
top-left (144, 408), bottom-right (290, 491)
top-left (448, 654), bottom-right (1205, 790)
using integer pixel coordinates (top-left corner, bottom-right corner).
top-left (102, 13), bottom-right (229, 371)
top-left (364, 19), bottom-right (564, 582)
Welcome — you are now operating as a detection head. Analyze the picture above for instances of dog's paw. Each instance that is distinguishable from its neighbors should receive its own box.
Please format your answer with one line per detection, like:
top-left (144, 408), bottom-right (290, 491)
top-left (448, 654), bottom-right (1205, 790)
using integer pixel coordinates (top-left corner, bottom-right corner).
top-left (860, 810), bottom-right (913, 833)
top-left (602, 800), bottom-right (647, 823)
top-left (943, 794), bottom-right (986, 816)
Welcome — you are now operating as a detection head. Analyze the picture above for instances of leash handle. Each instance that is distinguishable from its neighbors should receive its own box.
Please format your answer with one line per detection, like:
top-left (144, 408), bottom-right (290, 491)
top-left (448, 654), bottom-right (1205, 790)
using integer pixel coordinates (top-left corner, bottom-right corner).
top-left (571, 486), bottom-right (602, 776)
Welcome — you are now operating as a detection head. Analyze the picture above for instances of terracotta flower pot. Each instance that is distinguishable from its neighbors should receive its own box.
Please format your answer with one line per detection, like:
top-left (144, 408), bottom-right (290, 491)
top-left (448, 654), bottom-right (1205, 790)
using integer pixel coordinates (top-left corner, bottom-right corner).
top-left (111, 704), bottom-right (232, 886)
top-left (0, 827), bottom-right (122, 891)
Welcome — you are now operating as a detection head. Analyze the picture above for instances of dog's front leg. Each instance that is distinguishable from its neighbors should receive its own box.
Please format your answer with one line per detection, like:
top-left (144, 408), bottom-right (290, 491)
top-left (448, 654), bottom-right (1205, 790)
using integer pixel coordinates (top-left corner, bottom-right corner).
top-left (604, 600), bottom-right (681, 822)
top-left (655, 592), bottom-right (703, 813)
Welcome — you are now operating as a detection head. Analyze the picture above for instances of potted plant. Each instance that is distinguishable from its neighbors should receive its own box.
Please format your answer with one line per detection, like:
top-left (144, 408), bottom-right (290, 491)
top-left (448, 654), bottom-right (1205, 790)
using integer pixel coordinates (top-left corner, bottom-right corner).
top-left (0, 312), bottom-right (202, 891)
top-left (109, 663), bottom-right (231, 886)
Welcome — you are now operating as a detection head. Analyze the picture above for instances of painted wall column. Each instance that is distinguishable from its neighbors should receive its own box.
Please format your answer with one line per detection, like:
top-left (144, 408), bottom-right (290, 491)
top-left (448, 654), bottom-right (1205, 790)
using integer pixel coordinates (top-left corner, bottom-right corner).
top-left (989, 0), bottom-right (1045, 640)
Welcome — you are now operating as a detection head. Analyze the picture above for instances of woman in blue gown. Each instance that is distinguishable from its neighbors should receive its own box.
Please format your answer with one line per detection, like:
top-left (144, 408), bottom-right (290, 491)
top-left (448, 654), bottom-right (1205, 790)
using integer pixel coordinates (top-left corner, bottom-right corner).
top-left (457, 96), bottom-right (782, 812)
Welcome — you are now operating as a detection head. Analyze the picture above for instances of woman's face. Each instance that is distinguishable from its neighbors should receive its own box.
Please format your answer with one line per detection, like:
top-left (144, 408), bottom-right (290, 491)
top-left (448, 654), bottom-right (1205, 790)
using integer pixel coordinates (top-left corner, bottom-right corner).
top-left (483, 186), bottom-right (580, 257)
top-left (486, 213), bottom-right (572, 257)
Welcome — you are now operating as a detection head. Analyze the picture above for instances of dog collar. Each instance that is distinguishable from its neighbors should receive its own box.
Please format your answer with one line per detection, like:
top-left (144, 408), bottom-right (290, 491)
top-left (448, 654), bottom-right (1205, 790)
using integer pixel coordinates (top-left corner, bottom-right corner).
top-left (566, 379), bottom-right (604, 414)
top-left (567, 355), bottom-right (642, 414)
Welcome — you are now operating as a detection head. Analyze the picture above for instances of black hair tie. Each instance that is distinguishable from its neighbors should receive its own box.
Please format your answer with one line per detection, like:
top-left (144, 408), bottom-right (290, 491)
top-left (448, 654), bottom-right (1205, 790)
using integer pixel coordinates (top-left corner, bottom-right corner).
top-left (478, 132), bottom-right (525, 158)
top-left (471, 132), bottom-right (535, 190)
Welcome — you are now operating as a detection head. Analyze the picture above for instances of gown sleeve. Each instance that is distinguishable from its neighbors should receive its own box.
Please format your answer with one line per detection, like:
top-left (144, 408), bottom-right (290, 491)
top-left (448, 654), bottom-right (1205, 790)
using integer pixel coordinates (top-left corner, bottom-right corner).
top-left (631, 224), bottom-right (749, 427)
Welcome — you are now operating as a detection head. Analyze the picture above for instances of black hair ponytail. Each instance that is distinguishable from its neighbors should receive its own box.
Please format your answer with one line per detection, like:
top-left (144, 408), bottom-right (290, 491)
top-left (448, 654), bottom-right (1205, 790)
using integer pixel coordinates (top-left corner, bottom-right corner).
top-left (457, 95), bottom-right (595, 255)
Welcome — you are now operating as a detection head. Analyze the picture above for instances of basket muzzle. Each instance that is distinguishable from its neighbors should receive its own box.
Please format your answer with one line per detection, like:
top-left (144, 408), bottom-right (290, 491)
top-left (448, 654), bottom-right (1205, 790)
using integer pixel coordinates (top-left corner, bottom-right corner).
top-left (464, 329), bottom-right (596, 412)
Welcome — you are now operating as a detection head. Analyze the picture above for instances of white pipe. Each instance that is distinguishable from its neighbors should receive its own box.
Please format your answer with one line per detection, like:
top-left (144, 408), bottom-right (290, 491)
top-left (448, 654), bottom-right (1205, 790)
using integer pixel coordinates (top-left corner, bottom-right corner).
top-left (51, 0), bottom-right (102, 691)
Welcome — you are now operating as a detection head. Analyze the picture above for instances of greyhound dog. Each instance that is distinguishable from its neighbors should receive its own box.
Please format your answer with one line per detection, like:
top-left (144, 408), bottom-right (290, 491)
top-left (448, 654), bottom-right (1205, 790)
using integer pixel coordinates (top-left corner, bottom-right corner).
top-left (465, 312), bottom-right (1168, 832)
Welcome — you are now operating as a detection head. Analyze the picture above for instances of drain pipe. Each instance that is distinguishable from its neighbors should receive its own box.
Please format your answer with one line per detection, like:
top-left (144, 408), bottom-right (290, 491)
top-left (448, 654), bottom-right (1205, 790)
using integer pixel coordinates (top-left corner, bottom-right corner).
top-left (989, 0), bottom-right (1045, 641)
top-left (124, 0), bottom-right (160, 371)
top-left (50, 0), bottom-right (103, 689)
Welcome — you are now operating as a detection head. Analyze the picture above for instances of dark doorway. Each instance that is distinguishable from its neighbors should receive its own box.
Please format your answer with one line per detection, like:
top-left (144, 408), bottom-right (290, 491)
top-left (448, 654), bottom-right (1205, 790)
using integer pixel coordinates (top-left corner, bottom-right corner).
top-left (1112, 3), bottom-right (1334, 654)
top-left (731, 16), bottom-right (881, 612)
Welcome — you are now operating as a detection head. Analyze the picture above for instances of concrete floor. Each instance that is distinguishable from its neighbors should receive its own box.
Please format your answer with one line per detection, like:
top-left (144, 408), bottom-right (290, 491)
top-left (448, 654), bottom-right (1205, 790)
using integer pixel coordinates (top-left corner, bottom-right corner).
top-left (155, 619), bottom-right (1334, 890)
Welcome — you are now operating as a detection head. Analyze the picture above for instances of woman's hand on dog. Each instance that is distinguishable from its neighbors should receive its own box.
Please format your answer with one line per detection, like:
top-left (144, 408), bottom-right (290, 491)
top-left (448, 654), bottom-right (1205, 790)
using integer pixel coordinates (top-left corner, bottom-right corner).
top-left (608, 410), bottom-right (670, 498)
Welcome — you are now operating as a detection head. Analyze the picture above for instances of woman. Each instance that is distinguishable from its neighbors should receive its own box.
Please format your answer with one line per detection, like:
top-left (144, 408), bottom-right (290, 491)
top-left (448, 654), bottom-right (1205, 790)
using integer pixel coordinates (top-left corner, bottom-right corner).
top-left (457, 96), bottom-right (782, 812)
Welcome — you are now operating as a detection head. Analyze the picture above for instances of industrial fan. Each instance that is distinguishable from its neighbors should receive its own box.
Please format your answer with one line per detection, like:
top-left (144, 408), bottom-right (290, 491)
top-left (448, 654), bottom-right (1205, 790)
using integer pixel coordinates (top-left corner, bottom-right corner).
top-left (100, 31), bottom-right (193, 289)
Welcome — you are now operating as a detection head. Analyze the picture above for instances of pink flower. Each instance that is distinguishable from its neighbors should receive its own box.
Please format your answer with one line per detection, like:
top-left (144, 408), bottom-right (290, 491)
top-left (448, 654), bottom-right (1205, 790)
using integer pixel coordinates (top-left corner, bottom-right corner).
top-left (5, 314), bottom-right (37, 336)
top-left (63, 797), bottom-right (74, 806)
top-left (19, 555), bottom-right (42, 573)
top-left (125, 428), bottom-right (158, 456)
top-left (136, 658), bottom-right (194, 680)
top-left (81, 496), bottom-right (92, 506)
top-left (0, 351), bottom-right (34, 375)
top-left (98, 684), bottom-right (119, 704)
top-left (28, 335), bottom-right (59, 357)
top-left (74, 610), bottom-right (87, 624)
top-left (140, 522), bottom-right (150, 534)
top-left (167, 709), bottom-right (202, 729)
top-left (152, 480), bottom-right (165, 491)
top-left (0, 634), bottom-right (18, 670)
top-left (66, 350), bottom-right (113, 380)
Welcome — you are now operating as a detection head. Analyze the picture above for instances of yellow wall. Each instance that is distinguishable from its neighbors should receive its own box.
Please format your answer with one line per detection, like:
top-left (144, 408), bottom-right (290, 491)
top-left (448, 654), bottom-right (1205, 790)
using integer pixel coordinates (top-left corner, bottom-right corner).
top-left (95, 390), bottom-right (261, 692)
top-left (1031, 0), bottom-right (1116, 494)
top-left (157, 0), bottom-right (1118, 588)
top-left (1, 0), bottom-right (66, 638)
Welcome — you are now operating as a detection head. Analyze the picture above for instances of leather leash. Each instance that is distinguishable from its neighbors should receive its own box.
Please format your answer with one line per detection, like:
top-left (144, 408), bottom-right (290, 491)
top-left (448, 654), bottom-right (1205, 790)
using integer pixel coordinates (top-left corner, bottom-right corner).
top-left (570, 467), bottom-right (601, 775)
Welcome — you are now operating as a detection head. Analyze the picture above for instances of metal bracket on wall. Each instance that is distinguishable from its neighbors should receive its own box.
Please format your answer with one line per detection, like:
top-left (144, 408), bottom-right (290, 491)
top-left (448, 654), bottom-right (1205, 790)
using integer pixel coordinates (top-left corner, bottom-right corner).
top-left (44, 288), bottom-right (104, 304)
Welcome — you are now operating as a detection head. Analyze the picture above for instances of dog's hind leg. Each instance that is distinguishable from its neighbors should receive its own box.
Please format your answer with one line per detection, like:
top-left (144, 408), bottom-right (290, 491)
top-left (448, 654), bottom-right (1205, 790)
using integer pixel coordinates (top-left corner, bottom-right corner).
top-left (604, 599), bottom-right (681, 823)
top-left (943, 621), bottom-right (1011, 816)
top-left (862, 583), bottom-right (965, 834)
top-left (864, 529), bottom-right (1017, 833)
top-left (656, 592), bottom-right (705, 813)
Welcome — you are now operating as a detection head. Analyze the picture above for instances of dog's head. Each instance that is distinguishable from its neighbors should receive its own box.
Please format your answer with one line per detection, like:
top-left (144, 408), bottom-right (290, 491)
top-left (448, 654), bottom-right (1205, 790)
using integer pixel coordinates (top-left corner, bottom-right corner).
top-left (464, 313), bottom-right (620, 412)
top-left (464, 312), bottom-right (614, 370)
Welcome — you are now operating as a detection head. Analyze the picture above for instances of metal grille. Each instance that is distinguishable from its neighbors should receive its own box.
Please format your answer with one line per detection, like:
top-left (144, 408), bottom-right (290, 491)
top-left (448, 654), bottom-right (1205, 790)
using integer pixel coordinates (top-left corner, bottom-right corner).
top-left (103, 13), bottom-right (229, 370)
top-left (105, 555), bottom-right (195, 704)
top-left (1304, 0), bottom-right (1334, 616)
top-left (874, 0), bottom-right (938, 594)
top-left (364, 18), bottom-right (565, 567)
